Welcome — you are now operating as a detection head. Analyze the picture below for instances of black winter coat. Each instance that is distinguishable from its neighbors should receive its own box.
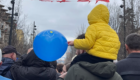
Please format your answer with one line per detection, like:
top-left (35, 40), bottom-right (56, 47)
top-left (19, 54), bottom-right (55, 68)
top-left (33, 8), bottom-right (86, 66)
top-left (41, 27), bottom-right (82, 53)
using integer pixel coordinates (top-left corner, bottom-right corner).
top-left (10, 50), bottom-right (57, 80)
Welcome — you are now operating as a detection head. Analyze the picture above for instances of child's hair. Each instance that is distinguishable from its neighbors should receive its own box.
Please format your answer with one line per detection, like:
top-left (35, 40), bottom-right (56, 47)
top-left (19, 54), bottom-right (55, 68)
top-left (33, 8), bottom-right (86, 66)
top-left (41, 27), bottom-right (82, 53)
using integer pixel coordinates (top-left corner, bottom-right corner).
top-left (77, 33), bottom-right (85, 39)
top-left (57, 64), bottom-right (64, 73)
top-left (50, 61), bottom-right (57, 69)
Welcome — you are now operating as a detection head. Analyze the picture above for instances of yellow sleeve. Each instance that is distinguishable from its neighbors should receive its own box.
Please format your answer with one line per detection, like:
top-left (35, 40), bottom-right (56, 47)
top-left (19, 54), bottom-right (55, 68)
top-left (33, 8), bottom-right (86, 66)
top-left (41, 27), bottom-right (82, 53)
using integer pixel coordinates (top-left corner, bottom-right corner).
top-left (74, 25), bottom-right (96, 50)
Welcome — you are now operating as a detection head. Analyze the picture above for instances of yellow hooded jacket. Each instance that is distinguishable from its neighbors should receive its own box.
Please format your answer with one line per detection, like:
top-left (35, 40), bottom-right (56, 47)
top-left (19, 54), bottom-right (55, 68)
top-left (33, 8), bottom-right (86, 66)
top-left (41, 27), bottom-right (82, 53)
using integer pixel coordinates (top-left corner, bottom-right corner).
top-left (74, 4), bottom-right (121, 60)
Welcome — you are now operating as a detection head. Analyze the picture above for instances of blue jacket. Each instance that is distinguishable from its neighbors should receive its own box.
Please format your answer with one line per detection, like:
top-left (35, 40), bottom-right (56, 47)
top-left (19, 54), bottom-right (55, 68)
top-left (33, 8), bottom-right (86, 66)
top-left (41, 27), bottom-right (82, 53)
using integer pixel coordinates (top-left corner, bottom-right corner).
top-left (0, 57), bottom-right (14, 80)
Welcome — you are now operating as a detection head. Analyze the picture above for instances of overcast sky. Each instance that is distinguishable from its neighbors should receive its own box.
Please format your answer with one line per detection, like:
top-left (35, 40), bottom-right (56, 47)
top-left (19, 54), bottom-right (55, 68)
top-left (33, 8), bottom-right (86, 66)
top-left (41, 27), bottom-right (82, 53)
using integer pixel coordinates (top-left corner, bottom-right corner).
top-left (2, 0), bottom-right (122, 41)
top-left (21, 0), bottom-right (122, 41)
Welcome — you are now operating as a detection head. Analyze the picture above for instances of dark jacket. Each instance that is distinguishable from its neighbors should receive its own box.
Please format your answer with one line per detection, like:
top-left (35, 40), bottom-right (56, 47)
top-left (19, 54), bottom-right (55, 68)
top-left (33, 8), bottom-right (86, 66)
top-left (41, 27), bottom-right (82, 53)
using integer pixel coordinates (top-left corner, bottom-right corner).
top-left (70, 53), bottom-right (113, 67)
top-left (58, 53), bottom-right (122, 80)
top-left (0, 57), bottom-right (14, 79)
top-left (10, 50), bottom-right (57, 80)
top-left (116, 53), bottom-right (140, 80)
top-left (58, 62), bottom-right (122, 80)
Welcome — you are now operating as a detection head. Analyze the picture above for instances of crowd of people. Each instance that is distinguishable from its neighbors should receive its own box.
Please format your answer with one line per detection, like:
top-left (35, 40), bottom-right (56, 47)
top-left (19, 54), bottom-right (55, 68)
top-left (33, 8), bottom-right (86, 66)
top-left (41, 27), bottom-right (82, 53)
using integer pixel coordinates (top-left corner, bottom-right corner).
top-left (0, 4), bottom-right (140, 80)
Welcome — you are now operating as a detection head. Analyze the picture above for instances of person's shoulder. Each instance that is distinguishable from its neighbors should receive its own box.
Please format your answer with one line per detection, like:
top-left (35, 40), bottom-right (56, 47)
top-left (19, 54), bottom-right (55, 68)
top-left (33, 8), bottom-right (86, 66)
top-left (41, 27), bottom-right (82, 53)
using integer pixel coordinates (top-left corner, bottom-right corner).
top-left (70, 63), bottom-right (80, 69)
top-left (111, 72), bottom-right (123, 80)
top-left (116, 58), bottom-right (128, 67)
top-left (69, 62), bottom-right (83, 73)
top-left (2, 57), bottom-right (14, 65)
top-left (0, 58), bottom-right (13, 72)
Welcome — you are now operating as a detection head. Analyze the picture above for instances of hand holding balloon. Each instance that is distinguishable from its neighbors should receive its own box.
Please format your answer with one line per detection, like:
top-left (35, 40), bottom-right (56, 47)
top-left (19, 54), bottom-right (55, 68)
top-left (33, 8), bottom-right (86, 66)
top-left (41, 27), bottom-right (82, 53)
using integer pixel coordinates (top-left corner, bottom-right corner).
top-left (27, 48), bottom-right (33, 54)
top-left (68, 41), bottom-right (74, 46)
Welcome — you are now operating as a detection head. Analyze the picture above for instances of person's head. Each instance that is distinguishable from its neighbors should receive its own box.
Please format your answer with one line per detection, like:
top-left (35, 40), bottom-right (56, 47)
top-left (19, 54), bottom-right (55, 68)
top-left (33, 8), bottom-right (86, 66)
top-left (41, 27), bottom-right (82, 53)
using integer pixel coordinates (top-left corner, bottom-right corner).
top-left (2, 45), bottom-right (18, 61)
top-left (125, 33), bottom-right (140, 54)
top-left (50, 61), bottom-right (57, 69)
top-left (62, 63), bottom-right (70, 74)
top-left (22, 49), bottom-right (50, 67)
top-left (57, 64), bottom-right (64, 74)
top-left (76, 33), bottom-right (86, 55)
top-left (76, 33), bottom-right (85, 39)
top-left (0, 49), bottom-right (2, 66)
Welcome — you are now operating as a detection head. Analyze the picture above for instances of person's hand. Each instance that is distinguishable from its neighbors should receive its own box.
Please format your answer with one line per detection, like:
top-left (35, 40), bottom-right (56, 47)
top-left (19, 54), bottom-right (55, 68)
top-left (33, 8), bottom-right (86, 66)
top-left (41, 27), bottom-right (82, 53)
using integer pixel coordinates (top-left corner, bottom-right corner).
top-left (68, 41), bottom-right (74, 46)
top-left (59, 72), bottom-right (67, 78)
top-left (27, 48), bottom-right (33, 54)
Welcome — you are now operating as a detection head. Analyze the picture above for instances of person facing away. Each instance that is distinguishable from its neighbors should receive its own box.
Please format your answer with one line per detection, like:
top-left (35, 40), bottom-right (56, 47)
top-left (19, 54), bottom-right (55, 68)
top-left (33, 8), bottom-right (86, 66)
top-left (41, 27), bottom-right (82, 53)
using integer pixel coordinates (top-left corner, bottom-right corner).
top-left (0, 45), bottom-right (19, 79)
top-left (61, 63), bottom-right (70, 73)
top-left (69, 4), bottom-right (120, 60)
top-left (10, 49), bottom-right (57, 80)
top-left (116, 33), bottom-right (140, 80)
top-left (58, 4), bottom-right (122, 80)
top-left (58, 53), bottom-right (123, 80)
top-left (71, 33), bottom-right (86, 61)
top-left (57, 64), bottom-right (64, 75)
top-left (0, 48), bottom-right (11, 80)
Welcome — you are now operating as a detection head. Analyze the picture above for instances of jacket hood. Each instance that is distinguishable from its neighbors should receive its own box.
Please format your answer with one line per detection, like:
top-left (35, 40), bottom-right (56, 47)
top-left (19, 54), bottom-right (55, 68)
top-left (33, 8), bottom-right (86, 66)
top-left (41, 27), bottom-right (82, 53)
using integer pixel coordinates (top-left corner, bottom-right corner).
top-left (88, 4), bottom-right (109, 25)
top-left (78, 61), bottom-right (116, 78)
top-left (22, 50), bottom-right (50, 67)
top-left (2, 57), bottom-right (14, 64)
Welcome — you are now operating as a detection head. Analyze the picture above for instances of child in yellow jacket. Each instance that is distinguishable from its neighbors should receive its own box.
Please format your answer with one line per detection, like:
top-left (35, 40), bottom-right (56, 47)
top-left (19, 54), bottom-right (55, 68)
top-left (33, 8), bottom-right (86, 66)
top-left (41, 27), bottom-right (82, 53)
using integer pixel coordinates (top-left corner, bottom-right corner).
top-left (68, 4), bottom-right (121, 60)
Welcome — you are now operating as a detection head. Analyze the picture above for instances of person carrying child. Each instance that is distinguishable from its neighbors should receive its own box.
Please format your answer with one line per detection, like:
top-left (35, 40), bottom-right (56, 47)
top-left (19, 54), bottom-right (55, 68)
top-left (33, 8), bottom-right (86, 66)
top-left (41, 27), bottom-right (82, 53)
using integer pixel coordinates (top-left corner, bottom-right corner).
top-left (58, 4), bottom-right (122, 80)
top-left (69, 4), bottom-right (120, 60)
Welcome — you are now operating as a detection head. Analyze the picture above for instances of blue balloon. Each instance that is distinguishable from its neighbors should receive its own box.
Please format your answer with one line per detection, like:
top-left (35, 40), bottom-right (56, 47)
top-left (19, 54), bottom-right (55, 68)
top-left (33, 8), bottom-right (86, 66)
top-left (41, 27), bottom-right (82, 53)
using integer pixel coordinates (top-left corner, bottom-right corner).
top-left (33, 30), bottom-right (68, 62)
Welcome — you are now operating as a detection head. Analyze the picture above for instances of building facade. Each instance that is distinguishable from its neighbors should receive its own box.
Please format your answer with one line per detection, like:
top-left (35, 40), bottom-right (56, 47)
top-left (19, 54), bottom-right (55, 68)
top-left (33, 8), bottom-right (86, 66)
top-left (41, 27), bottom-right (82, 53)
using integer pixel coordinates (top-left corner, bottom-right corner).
top-left (0, 4), bottom-right (10, 47)
top-left (16, 29), bottom-right (24, 44)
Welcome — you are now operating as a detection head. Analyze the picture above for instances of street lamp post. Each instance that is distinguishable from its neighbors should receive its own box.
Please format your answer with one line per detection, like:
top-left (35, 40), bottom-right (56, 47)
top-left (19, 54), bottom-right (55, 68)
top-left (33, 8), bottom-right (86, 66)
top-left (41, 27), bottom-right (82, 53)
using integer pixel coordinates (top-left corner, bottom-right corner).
top-left (8, 0), bottom-right (18, 45)
top-left (8, 0), bottom-right (15, 45)
top-left (33, 21), bottom-right (36, 41)
top-left (120, 0), bottom-right (126, 58)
